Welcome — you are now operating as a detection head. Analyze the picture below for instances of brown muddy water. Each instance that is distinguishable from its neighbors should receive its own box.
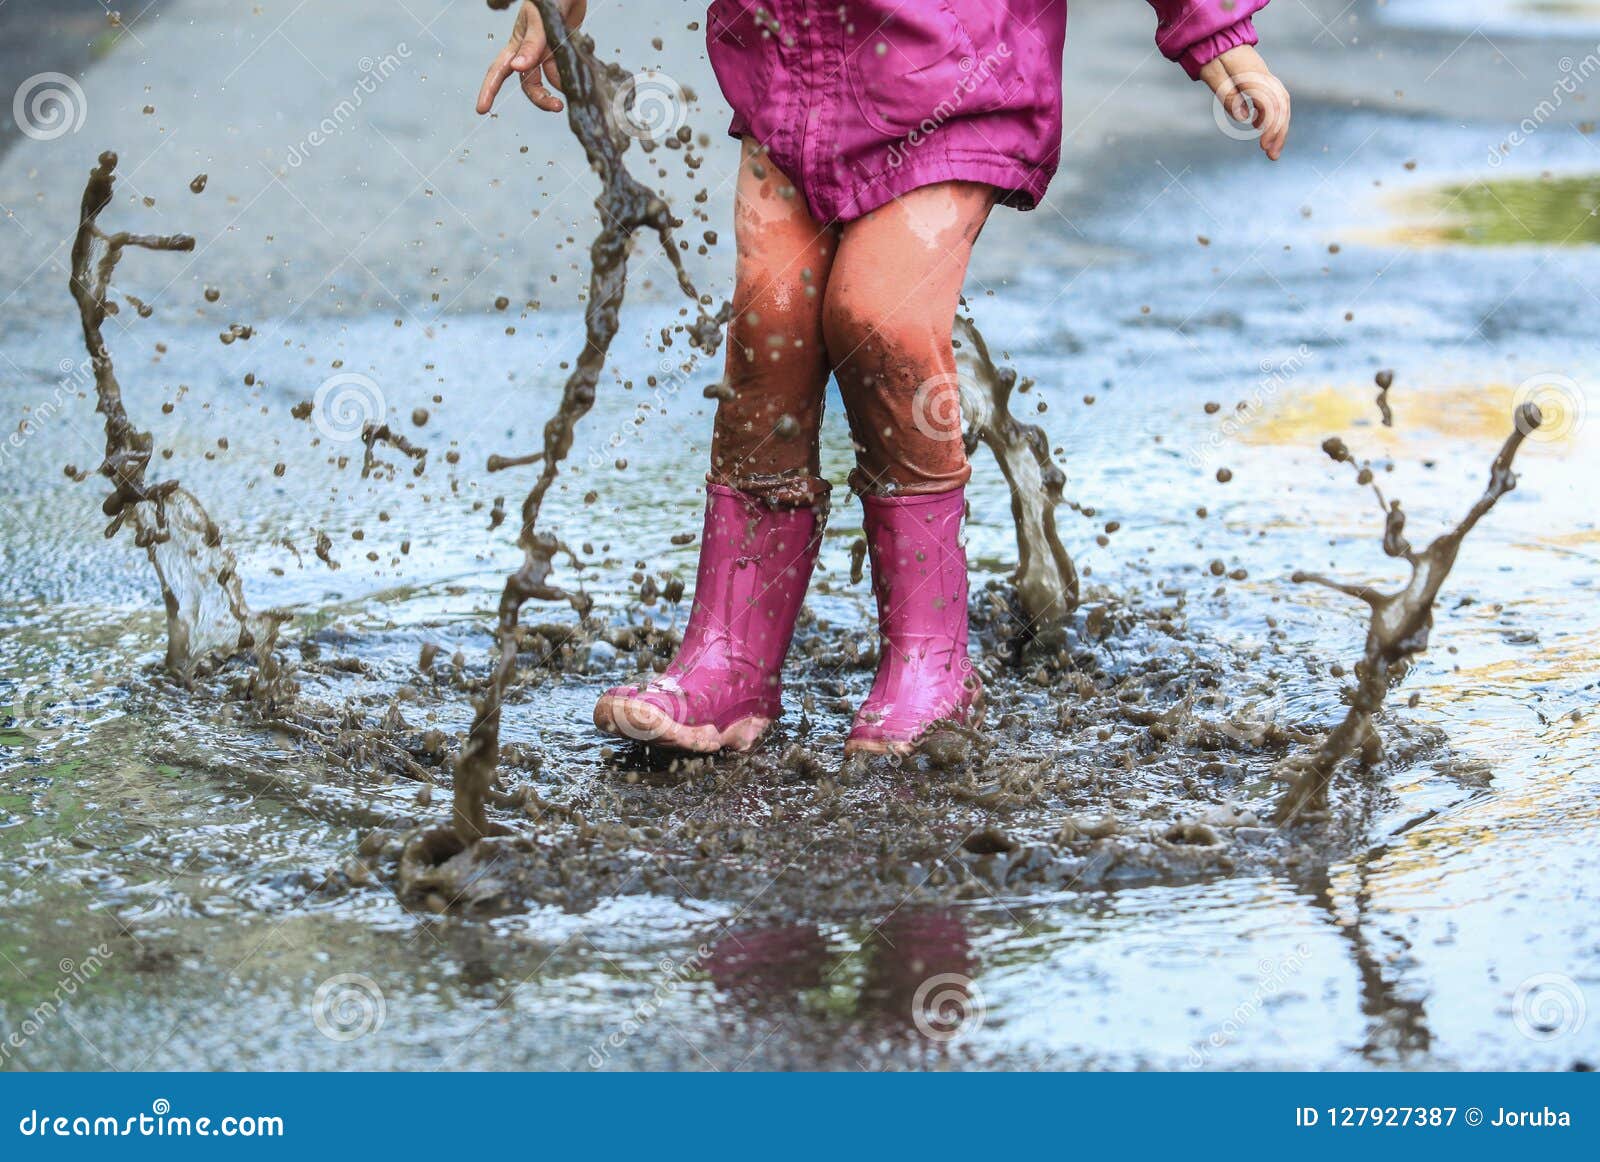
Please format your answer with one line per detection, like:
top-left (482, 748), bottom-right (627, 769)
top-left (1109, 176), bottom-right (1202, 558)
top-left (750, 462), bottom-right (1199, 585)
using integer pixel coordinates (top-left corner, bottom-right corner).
top-left (3, 8), bottom-right (1599, 1070)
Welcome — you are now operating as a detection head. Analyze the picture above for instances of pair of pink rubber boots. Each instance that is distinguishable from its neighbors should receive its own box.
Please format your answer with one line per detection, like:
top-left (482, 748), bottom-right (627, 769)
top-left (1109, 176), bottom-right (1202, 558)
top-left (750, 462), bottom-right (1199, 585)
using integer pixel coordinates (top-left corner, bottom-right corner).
top-left (593, 484), bottom-right (982, 755)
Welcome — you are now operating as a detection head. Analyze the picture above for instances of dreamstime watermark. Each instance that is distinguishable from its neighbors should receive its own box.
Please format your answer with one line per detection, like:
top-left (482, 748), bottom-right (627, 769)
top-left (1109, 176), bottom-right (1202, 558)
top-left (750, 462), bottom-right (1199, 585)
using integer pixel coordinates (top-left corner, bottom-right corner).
top-left (911, 971), bottom-right (985, 1044)
top-left (1187, 943), bottom-right (1311, 1067)
top-left (600, 680), bottom-right (690, 744)
top-left (608, 70), bottom-right (689, 142)
top-left (312, 372), bottom-right (387, 442)
top-left (311, 972), bottom-right (386, 1042)
top-left (584, 945), bottom-right (711, 1068)
top-left (1187, 344), bottom-right (1311, 470)
top-left (1489, 46), bottom-right (1600, 166)
top-left (12, 72), bottom-right (87, 141)
top-left (284, 44), bottom-right (412, 168)
top-left (884, 45), bottom-right (1012, 170)
top-left (0, 358), bottom-right (94, 470)
top-left (2, 667), bottom-right (111, 744)
top-left (17, 1099), bottom-right (283, 1138)
top-left (587, 354), bottom-right (694, 469)
top-left (0, 944), bottom-right (114, 1068)
top-left (1512, 972), bottom-right (1587, 1041)
top-left (1512, 372), bottom-right (1587, 442)
top-left (910, 371), bottom-right (968, 443)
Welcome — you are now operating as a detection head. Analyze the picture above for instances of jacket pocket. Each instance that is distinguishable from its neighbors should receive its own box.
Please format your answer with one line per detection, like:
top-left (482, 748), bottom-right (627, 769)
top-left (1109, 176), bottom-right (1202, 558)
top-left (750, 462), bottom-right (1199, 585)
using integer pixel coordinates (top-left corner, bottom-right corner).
top-left (943, 0), bottom-right (1028, 105)
top-left (845, 1), bottom-right (982, 138)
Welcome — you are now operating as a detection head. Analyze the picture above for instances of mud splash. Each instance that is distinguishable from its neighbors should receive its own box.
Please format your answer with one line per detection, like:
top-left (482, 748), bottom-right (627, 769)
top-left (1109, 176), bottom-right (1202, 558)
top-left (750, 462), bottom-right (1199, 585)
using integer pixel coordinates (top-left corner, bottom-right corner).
top-left (440, 0), bottom-right (728, 848)
top-left (366, 586), bottom-right (1330, 918)
top-left (360, 422), bottom-right (428, 481)
top-left (1274, 403), bottom-right (1543, 823)
top-left (67, 151), bottom-right (285, 694)
top-left (954, 314), bottom-right (1079, 629)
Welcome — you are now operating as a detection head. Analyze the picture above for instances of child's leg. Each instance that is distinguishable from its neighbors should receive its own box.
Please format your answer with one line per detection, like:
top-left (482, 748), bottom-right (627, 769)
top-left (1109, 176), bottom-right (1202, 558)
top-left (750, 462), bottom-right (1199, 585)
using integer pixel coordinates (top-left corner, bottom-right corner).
top-left (594, 143), bottom-right (835, 754)
top-left (821, 182), bottom-right (994, 495)
top-left (820, 183), bottom-right (995, 754)
top-left (709, 139), bottom-right (839, 508)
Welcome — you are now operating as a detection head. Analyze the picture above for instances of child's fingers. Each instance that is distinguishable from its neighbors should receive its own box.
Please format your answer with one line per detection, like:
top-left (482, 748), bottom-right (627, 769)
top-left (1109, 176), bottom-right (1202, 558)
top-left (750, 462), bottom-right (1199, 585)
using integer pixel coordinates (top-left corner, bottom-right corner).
top-left (477, 2), bottom-right (537, 114)
top-left (509, 28), bottom-right (546, 72)
top-left (541, 55), bottom-right (565, 95)
top-left (1239, 77), bottom-right (1290, 160)
top-left (474, 2), bottom-right (581, 115)
top-left (509, 6), bottom-right (563, 110)
top-left (478, 2), bottom-right (565, 115)
top-left (1198, 58), bottom-right (1251, 124)
top-left (520, 67), bottom-right (564, 112)
top-left (1220, 47), bottom-right (1290, 161)
top-left (476, 46), bottom-right (518, 114)
top-left (1198, 59), bottom-right (1238, 121)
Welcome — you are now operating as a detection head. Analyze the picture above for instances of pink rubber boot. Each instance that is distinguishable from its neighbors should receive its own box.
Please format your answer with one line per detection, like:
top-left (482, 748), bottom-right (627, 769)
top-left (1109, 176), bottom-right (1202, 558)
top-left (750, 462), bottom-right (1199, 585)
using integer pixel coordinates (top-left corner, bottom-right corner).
top-left (846, 487), bottom-right (983, 755)
top-left (594, 484), bottom-right (821, 753)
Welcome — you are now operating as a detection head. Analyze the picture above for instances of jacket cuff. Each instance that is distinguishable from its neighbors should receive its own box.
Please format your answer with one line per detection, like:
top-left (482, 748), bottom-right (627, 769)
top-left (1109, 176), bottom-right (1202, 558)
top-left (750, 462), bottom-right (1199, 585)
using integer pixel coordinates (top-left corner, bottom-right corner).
top-left (1179, 17), bottom-right (1258, 80)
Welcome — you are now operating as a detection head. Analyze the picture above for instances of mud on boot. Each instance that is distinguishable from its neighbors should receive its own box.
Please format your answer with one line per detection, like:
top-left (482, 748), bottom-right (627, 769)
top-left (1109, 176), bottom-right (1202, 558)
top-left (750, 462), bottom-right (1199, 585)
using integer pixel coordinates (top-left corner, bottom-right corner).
top-left (594, 483), bottom-right (822, 753)
top-left (846, 487), bottom-right (984, 756)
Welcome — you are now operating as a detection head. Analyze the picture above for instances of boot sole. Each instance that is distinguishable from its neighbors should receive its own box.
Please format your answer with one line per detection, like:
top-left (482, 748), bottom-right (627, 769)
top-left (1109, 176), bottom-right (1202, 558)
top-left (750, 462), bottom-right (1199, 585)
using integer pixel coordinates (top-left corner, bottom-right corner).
top-left (844, 692), bottom-right (987, 757)
top-left (593, 695), bottom-right (772, 754)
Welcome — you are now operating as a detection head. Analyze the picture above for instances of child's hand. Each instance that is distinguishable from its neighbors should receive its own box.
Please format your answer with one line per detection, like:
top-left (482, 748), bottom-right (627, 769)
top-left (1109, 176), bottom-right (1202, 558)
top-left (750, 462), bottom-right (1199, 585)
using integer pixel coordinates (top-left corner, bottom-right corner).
top-left (476, 0), bottom-right (588, 115)
top-left (1198, 45), bottom-right (1291, 161)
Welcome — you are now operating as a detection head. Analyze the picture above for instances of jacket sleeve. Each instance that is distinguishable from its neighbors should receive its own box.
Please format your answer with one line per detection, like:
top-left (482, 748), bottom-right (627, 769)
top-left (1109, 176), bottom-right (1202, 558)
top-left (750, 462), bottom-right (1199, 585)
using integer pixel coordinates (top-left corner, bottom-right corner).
top-left (1146, 1), bottom-right (1269, 80)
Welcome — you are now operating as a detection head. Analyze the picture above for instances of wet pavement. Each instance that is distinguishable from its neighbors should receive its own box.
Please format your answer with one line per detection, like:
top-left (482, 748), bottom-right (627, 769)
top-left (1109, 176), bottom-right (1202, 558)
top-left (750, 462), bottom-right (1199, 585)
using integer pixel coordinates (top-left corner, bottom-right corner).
top-left (1, 1), bottom-right (1597, 1070)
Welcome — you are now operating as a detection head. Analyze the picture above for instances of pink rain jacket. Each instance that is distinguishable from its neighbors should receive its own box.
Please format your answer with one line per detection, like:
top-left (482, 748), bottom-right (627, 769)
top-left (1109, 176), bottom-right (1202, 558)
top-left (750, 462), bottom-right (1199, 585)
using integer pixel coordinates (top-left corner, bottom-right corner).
top-left (706, 1), bottom-right (1269, 222)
